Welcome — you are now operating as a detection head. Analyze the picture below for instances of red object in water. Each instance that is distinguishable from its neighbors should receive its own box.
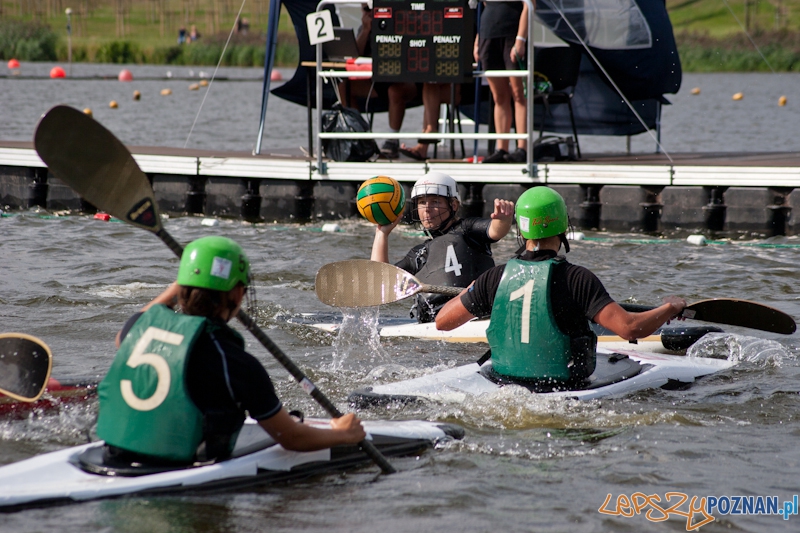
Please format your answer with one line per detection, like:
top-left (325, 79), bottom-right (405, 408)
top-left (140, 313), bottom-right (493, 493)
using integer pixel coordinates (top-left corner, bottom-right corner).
top-left (270, 70), bottom-right (283, 81)
top-left (50, 66), bottom-right (66, 78)
top-left (94, 212), bottom-right (111, 221)
top-left (0, 377), bottom-right (98, 418)
top-left (7, 59), bottom-right (20, 69)
top-left (118, 69), bottom-right (133, 82)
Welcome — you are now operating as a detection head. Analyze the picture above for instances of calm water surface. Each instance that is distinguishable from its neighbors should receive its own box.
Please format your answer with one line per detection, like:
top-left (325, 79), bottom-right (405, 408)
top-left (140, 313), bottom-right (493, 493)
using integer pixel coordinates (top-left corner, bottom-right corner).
top-left (1, 64), bottom-right (800, 532)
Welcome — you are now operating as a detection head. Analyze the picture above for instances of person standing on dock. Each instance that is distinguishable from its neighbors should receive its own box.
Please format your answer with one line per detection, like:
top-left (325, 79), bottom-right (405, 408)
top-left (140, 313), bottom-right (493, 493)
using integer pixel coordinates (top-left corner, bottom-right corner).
top-left (371, 172), bottom-right (514, 323)
top-left (435, 186), bottom-right (687, 384)
top-left (97, 236), bottom-right (365, 465)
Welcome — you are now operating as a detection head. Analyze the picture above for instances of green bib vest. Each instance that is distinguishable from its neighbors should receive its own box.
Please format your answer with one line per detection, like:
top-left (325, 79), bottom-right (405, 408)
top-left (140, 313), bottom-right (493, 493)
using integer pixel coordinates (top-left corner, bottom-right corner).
top-left (96, 305), bottom-right (207, 462)
top-left (486, 259), bottom-right (573, 380)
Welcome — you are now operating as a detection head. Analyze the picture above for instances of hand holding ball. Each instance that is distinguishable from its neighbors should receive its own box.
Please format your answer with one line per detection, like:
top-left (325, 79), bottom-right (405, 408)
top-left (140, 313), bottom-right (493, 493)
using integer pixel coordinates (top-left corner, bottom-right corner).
top-left (356, 176), bottom-right (405, 225)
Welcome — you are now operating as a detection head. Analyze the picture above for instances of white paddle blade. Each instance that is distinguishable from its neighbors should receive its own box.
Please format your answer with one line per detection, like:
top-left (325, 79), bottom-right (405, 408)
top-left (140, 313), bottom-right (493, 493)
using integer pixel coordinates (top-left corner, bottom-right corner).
top-left (315, 260), bottom-right (421, 307)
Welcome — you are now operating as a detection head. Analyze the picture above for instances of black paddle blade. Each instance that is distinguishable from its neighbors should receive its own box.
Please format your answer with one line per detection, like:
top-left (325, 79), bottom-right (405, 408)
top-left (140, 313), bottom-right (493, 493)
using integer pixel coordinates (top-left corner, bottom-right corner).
top-left (33, 105), bottom-right (163, 233)
top-left (0, 334), bottom-right (53, 402)
top-left (686, 299), bottom-right (797, 335)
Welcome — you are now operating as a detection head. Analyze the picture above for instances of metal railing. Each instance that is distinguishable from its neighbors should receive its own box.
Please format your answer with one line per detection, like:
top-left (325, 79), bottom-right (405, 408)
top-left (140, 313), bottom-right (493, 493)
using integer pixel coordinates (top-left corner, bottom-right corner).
top-left (314, 0), bottom-right (536, 176)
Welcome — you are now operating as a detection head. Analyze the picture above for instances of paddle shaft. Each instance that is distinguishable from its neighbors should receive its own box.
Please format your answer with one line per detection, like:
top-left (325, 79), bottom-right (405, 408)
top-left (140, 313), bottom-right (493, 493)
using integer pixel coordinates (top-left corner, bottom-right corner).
top-left (620, 300), bottom-right (795, 334)
top-left (157, 230), bottom-right (397, 474)
top-left (419, 284), bottom-right (463, 298)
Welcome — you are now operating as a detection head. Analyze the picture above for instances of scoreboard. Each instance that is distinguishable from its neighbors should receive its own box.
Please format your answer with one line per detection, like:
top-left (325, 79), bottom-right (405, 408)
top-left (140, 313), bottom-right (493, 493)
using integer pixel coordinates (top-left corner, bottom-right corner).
top-left (371, 0), bottom-right (474, 83)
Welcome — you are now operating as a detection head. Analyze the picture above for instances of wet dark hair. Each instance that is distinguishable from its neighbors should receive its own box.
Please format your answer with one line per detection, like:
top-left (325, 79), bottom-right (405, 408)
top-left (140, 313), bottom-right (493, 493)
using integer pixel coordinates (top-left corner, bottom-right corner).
top-left (179, 286), bottom-right (236, 319)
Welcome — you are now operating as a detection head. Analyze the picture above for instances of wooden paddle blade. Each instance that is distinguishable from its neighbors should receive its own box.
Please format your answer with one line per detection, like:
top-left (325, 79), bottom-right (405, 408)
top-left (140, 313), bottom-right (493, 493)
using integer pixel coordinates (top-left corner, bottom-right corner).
top-left (316, 260), bottom-right (422, 307)
top-left (0, 334), bottom-right (53, 402)
top-left (685, 299), bottom-right (796, 335)
top-left (33, 105), bottom-right (163, 233)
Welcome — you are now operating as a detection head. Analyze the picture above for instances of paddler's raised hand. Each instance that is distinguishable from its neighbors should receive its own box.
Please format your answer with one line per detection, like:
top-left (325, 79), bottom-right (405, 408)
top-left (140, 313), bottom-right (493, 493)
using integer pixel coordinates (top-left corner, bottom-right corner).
top-left (488, 198), bottom-right (515, 240)
top-left (370, 213), bottom-right (404, 263)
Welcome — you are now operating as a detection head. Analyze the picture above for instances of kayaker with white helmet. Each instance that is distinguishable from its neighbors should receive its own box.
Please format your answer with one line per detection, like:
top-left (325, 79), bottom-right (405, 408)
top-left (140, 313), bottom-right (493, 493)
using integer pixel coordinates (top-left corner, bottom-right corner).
top-left (436, 186), bottom-right (687, 385)
top-left (97, 236), bottom-right (364, 466)
top-left (370, 171), bottom-right (514, 323)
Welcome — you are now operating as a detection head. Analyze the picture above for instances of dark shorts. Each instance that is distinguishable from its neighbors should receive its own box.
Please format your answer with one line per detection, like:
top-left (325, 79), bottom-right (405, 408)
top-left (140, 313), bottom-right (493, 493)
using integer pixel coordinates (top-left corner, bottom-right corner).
top-left (478, 36), bottom-right (518, 71)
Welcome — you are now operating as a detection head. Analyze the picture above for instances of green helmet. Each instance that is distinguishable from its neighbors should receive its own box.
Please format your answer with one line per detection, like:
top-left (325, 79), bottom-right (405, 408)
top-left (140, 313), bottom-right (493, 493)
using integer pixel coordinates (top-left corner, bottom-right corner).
top-left (515, 187), bottom-right (569, 240)
top-left (177, 236), bottom-right (250, 292)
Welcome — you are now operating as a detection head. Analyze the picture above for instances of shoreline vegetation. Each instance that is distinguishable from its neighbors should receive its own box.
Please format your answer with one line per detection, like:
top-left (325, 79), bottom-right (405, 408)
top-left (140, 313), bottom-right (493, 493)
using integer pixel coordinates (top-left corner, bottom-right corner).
top-left (2, 0), bottom-right (800, 71)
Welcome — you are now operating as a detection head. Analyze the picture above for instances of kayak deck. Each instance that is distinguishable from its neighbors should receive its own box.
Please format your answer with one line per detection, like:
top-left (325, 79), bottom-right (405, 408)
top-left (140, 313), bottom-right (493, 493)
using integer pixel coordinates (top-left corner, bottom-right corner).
top-left (349, 348), bottom-right (734, 406)
top-left (0, 418), bottom-right (463, 512)
top-left (281, 313), bottom-right (721, 353)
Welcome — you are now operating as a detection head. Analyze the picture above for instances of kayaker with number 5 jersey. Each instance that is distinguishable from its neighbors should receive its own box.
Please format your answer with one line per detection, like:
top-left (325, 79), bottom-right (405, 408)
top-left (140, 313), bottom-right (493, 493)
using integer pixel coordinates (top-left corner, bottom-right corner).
top-left (370, 171), bottom-right (515, 323)
top-left (435, 186), bottom-right (687, 386)
top-left (97, 236), bottom-right (365, 466)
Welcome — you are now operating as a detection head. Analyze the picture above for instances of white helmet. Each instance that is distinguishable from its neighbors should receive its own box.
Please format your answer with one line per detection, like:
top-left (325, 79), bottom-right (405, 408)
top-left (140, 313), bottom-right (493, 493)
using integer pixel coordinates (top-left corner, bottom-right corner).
top-left (410, 172), bottom-right (461, 203)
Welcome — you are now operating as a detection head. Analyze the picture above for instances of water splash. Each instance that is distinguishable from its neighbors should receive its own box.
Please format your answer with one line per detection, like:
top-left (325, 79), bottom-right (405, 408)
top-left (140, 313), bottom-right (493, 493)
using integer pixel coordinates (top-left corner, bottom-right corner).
top-left (687, 332), bottom-right (792, 366)
top-left (329, 307), bottom-right (390, 371)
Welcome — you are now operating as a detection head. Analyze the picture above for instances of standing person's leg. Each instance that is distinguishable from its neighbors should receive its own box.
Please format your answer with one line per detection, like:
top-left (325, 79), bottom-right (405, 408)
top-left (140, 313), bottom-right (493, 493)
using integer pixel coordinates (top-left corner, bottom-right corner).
top-left (506, 76), bottom-right (528, 162)
top-left (381, 82), bottom-right (417, 158)
top-left (484, 77), bottom-right (512, 162)
top-left (400, 82), bottom-right (440, 160)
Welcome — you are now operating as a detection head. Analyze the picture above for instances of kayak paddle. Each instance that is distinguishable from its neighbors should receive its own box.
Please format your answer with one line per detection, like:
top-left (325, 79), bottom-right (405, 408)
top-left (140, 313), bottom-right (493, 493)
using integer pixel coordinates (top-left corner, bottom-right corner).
top-left (0, 333), bottom-right (53, 402)
top-left (621, 299), bottom-right (796, 335)
top-left (316, 259), bottom-right (463, 307)
top-left (33, 105), bottom-right (396, 475)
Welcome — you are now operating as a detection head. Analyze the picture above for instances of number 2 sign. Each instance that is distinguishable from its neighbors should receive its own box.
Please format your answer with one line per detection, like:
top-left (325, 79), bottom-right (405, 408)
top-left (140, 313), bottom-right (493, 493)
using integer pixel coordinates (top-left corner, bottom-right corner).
top-left (306, 10), bottom-right (334, 46)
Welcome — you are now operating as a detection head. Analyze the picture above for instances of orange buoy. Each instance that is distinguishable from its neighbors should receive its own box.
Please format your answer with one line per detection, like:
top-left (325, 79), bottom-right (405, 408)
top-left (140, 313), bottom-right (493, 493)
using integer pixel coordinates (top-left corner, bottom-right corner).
top-left (50, 66), bottom-right (66, 78)
top-left (189, 83), bottom-right (199, 91)
top-left (732, 92), bottom-right (743, 101)
top-left (160, 88), bottom-right (172, 96)
top-left (118, 69), bottom-right (133, 82)
top-left (199, 79), bottom-right (208, 87)
top-left (270, 70), bottom-right (283, 81)
top-left (109, 100), bottom-right (118, 109)
top-left (7, 59), bottom-right (20, 69)
top-left (83, 108), bottom-right (93, 117)
top-left (779, 95), bottom-right (787, 106)
top-left (94, 212), bottom-right (111, 221)
top-left (133, 90), bottom-right (141, 100)
top-left (691, 87), bottom-right (700, 95)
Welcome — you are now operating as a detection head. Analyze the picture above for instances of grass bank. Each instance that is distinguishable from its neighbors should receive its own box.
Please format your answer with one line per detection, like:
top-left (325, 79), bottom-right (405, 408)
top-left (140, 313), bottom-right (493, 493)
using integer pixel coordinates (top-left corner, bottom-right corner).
top-left (2, 0), bottom-right (800, 71)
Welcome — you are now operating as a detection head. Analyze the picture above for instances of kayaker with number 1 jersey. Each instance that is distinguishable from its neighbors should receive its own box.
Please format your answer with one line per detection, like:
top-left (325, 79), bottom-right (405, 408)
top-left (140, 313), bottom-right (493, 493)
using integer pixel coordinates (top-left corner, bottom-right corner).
top-left (96, 236), bottom-right (365, 465)
top-left (371, 172), bottom-right (515, 323)
top-left (436, 186), bottom-right (687, 386)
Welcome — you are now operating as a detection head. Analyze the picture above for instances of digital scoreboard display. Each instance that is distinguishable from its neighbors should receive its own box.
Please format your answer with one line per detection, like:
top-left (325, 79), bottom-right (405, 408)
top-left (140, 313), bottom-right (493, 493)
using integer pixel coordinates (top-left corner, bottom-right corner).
top-left (371, 0), bottom-right (474, 83)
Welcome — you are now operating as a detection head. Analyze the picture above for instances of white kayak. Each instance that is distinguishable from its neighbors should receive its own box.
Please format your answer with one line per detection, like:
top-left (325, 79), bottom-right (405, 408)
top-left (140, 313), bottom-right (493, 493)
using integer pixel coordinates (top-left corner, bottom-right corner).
top-left (349, 347), bottom-right (734, 406)
top-left (282, 313), bottom-right (721, 354)
top-left (0, 418), bottom-right (463, 511)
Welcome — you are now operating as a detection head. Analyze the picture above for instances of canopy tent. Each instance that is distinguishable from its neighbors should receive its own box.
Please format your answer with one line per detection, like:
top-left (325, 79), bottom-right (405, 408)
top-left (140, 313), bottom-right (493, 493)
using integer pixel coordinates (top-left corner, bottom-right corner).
top-left (255, 0), bottom-right (682, 149)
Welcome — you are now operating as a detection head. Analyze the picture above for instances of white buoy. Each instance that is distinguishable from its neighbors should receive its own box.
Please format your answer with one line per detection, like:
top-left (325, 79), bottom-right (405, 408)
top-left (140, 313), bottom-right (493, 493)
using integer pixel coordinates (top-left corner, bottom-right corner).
top-left (567, 231), bottom-right (585, 241)
top-left (687, 235), bottom-right (707, 246)
top-left (201, 218), bottom-right (219, 227)
top-left (322, 223), bottom-right (341, 232)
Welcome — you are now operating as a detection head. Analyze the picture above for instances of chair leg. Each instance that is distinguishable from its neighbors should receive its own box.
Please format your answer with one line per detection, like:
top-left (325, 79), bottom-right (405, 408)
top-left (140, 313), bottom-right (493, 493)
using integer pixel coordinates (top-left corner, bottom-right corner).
top-left (567, 98), bottom-right (581, 158)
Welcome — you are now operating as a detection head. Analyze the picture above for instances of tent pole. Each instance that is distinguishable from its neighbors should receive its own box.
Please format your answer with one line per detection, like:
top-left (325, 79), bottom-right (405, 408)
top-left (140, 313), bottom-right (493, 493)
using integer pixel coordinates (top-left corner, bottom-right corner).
top-left (255, 0), bottom-right (282, 155)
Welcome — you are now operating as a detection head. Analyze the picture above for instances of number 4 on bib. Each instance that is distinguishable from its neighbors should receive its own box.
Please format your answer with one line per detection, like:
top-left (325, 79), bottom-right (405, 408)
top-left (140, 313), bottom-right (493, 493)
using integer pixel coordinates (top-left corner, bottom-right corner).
top-left (444, 244), bottom-right (463, 277)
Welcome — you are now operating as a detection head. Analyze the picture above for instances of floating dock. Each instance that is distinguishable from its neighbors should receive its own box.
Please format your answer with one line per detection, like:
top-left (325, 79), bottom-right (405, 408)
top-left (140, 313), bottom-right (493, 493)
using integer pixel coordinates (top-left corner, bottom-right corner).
top-left (2, 140), bottom-right (799, 236)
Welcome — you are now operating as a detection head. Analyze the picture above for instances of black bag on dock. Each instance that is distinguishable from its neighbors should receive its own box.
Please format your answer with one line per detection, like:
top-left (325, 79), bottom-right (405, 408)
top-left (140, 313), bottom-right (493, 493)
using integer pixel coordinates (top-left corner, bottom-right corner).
top-left (321, 103), bottom-right (379, 162)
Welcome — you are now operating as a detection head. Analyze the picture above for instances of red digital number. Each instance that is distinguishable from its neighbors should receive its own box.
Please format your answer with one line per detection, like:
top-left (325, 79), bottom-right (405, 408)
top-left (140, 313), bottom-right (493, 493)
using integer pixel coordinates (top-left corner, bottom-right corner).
top-left (432, 11), bottom-right (443, 34)
top-left (407, 48), bottom-right (430, 72)
top-left (396, 10), bottom-right (405, 34)
top-left (419, 11), bottom-right (431, 34)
